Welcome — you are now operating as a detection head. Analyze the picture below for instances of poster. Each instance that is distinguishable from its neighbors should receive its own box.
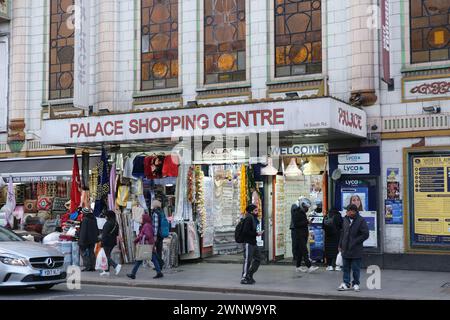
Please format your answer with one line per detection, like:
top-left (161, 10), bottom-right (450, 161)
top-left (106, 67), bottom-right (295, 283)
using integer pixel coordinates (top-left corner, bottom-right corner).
top-left (341, 187), bottom-right (369, 212)
top-left (309, 216), bottom-right (324, 261)
top-left (340, 211), bottom-right (378, 248)
top-left (412, 156), bottom-right (450, 245)
top-left (385, 200), bottom-right (403, 225)
top-left (386, 168), bottom-right (400, 200)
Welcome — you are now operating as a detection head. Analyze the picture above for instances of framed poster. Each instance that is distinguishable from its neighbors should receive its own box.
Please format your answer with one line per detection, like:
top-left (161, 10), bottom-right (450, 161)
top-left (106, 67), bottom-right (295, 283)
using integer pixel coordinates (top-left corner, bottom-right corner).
top-left (341, 187), bottom-right (369, 212)
top-left (409, 155), bottom-right (450, 248)
top-left (385, 200), bottom-right (403, 225)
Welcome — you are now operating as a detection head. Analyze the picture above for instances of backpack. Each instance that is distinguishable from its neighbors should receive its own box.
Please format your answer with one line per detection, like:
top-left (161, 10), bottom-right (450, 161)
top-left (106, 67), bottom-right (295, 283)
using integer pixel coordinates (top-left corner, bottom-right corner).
top-left (234, 218), bottom-right (245, 243)
top-left (158, 211), bottom-right (170, 238)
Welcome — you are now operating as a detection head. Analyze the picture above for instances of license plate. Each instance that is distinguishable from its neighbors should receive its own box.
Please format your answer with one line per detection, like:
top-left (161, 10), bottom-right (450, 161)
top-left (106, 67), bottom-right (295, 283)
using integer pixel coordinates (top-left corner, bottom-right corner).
top-left (40, 269), bottom-right (61, 277)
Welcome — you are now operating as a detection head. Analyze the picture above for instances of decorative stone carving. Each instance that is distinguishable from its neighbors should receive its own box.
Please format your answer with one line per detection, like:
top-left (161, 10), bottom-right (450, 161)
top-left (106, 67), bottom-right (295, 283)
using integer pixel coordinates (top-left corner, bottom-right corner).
top-left (8, 119), bottom-right (26, 142)
top-left (350, 90), bottom-right (378, 107)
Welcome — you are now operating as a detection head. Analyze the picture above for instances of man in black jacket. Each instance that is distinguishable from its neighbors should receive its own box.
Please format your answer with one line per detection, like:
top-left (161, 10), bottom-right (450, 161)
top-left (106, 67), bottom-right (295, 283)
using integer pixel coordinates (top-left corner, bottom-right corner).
top-left (78, 208), bottom-right (99, 272)
top-left (338, 204), bottom-right (369, 292)
top-left (290, 197), bottom-right (319, 273)
top-left (241, 204), bottom-right (263, 285)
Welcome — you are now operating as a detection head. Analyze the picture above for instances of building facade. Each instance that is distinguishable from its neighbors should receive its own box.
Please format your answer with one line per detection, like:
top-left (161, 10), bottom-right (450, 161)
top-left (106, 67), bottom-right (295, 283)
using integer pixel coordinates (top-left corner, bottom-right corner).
top-left (1, 0), bottom-right (450, 270)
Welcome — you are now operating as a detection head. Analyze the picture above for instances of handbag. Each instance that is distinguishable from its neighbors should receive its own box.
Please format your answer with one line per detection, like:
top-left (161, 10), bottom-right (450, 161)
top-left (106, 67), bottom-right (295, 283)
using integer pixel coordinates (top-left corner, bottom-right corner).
top-left (135, 236), bottom-right (153, 261)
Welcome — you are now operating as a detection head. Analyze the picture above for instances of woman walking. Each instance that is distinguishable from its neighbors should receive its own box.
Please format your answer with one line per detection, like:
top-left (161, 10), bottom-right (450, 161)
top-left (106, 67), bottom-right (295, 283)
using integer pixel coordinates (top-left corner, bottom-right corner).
top-left (127, 214), bottom-right (163, 279)
top-left (100, 210), bottom-right (122, 276)
top-left (323, 208), bottom-right (343, 271)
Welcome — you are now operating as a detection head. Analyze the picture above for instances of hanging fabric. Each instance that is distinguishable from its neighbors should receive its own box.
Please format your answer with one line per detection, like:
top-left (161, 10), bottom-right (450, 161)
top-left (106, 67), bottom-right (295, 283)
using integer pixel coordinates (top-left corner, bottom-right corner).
top-left (93, 148), bottom-right (110, 217)
top-left (81, 151), bottom-right (90, 190)
top-left (70, 154), bottom-right (81, 213)
top-left (108, 163), bottom-right (117, 211)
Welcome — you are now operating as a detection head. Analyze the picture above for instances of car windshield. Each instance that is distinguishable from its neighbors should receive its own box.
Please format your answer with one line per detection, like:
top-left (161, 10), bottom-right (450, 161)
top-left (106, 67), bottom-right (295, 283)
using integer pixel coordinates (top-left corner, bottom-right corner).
top-left (0, 227), bottom-right (25, 242)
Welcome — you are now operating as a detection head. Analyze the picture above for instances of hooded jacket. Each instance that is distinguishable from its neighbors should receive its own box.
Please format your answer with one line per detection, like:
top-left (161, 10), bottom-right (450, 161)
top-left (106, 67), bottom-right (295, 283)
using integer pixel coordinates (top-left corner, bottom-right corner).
top-left (134, 214), bottom-right (155, 245)
top-left (78, 212), bottom-right (99, 246)
top-left (290, 204), bottom-right (309, 232)
top-left (339, 213), bottom-right (369, 259)
top-left (241, 213), bottom-right (258, 246)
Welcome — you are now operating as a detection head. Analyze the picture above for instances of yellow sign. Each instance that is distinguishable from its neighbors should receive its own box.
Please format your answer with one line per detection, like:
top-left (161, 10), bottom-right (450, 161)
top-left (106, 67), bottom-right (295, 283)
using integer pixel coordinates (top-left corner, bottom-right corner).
top-left (413, 156), bottom-right (450, 243)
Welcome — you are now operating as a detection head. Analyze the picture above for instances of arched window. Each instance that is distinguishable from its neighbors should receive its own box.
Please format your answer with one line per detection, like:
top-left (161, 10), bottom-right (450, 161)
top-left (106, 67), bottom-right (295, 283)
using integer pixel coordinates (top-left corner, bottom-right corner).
top-left (49, 0), bottom-right (75, 100)
top-left (274, 0), bottom-right (322, 77)
top-left (141, 0), bottom-right (179, 91)
top-left (204, 0), bottom-right (246, 84)
top-left (410, 0), bottom-right (450, 64)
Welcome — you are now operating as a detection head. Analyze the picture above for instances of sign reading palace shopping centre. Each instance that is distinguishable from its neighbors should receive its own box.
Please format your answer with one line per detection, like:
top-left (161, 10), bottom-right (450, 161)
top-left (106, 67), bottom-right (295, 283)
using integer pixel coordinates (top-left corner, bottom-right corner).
top-left (41, 98), bottom-right (367, 145)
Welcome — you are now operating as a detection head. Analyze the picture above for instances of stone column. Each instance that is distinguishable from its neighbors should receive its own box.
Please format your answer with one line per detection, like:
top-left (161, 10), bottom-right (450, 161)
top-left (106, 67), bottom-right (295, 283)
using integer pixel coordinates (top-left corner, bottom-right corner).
top-left (349, 0), bottom-right (377, 106)
top-left (181, 0), bottom-right (198, 104)
top-left (8, 0), bottom-right (28, 151)
top-left (96, 0), bottom-right (117, 111)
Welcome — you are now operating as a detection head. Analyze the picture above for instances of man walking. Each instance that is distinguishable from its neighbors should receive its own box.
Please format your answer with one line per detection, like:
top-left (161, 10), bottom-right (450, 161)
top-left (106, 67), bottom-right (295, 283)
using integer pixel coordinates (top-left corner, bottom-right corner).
top-left (290, 197), bottom-right (319, 273)
top-left (241, 204), bottom-right (263, 285)
top-left (338, 204), bottom-right (369, 292)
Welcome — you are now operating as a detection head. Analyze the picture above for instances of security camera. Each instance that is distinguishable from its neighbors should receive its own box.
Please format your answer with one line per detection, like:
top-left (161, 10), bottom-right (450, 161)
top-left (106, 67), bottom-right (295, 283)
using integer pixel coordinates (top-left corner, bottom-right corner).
top-left (423, 106), bottom-right (441, 114)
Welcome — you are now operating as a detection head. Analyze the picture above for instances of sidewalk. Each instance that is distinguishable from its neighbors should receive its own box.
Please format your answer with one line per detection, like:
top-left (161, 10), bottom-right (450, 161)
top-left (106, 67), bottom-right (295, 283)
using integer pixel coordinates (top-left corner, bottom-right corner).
top-left (79, 262), bottom-right (450, 300)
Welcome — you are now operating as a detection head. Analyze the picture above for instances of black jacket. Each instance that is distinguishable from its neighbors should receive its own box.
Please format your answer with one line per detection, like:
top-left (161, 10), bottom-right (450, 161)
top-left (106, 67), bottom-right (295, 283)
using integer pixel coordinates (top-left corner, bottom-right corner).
top-left (339, 214), bottom-right (369, 259)
top-left (290, 204), bottom-right (309, 232)
top-left (241, 214), bottom-right (258, 246)
top-left (101, 219), bottom-right (119, 248)
top-left (323, 212), bottom-right (343, 257)
top-left (78, 213), bottom-right (99, 247)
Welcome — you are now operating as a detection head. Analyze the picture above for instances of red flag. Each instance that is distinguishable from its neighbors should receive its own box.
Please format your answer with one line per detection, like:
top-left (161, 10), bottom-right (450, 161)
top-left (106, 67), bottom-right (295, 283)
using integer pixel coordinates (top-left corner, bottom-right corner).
top-left (70, 154), bottom-right (81, 213)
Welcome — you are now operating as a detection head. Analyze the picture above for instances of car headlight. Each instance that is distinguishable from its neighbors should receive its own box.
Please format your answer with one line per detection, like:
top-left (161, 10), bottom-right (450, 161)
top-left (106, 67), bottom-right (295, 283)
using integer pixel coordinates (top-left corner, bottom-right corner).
top-left (0, 255), bottom-right (29, 266)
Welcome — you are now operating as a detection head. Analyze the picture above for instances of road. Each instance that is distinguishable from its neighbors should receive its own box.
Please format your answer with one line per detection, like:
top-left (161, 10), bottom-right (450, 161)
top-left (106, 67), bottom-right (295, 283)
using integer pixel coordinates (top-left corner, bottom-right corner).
top-left (0, 284), bottom-right (310, 300)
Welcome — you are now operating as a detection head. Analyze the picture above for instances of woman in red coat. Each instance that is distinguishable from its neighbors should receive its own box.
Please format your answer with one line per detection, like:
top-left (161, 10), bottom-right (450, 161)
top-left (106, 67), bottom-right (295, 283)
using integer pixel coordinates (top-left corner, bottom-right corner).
top-left (127, 214), bottom-right (163, 279)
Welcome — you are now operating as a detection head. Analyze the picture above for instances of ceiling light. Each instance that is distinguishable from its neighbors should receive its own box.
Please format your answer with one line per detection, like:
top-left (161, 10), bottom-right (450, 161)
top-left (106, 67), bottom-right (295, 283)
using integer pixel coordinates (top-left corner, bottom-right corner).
top-left (261, 158), bottom-right (278, 176)
top-left (284, 158), bottom-right (302, 177)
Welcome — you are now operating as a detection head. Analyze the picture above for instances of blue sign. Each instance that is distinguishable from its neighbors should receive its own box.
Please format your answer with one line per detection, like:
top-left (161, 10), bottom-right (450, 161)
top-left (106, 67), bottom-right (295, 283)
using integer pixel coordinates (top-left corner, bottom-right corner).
top-left (329, 147), bottom-right (380, 176)
top-left (385, 200), bottom-right (403, 225)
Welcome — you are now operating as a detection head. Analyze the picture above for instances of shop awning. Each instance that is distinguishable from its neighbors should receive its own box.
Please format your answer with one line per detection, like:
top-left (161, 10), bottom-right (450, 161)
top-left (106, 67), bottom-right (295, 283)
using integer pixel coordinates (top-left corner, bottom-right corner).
top-left (0, 155), bottom-right (100, 183)
top-left (41, 97), bottom-right (367, 148)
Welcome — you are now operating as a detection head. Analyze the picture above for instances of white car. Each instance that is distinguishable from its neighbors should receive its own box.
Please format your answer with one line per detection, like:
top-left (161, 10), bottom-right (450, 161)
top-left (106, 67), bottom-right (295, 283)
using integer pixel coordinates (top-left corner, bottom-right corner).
top-left (0, 226), bottom-right (67, 290)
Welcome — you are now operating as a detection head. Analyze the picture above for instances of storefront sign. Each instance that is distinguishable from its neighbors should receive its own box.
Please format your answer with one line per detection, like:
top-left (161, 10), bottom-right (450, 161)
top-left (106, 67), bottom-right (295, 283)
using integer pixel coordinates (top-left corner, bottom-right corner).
top-left (381, 0), bottom-right (393, 86)
top-left (0, 35), bottom-right (7, 132)
top-left (194, 148), bottom-right (247, 164)
top-left (41, 98), bottom-right (367, 145)
top-left (411, 156), bottom-right (450, 246)
top-left (3, 175), bottom-right (72, 183)
top-left (73, 0), bottom-right (91, 110)
top-left (270, 144), bottom-right (328, 157)
top-left (338, 164), bottom-right (370, 175)
top-left (338, 153), bottom-right (370, 164)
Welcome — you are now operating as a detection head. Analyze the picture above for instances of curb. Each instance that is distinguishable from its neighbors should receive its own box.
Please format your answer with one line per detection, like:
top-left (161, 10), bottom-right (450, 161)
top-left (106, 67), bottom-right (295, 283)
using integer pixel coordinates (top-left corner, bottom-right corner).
top-left (80, 279), bottom-right (402, 300)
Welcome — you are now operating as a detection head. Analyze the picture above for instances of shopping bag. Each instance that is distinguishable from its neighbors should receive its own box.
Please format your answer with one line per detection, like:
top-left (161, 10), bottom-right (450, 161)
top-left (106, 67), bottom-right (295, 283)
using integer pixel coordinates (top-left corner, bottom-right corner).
top-left (95, 248), bottom-right (108, 271)
top-left (135, 244), bottom-right (153, 261)
top-left (336, 252), bottom-right (343, 267)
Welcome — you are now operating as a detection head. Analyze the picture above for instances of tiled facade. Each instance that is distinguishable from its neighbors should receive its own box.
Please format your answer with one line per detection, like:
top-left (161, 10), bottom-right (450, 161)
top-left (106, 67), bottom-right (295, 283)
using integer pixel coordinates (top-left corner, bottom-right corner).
top-left (2, 0), bottom-right (450, 258)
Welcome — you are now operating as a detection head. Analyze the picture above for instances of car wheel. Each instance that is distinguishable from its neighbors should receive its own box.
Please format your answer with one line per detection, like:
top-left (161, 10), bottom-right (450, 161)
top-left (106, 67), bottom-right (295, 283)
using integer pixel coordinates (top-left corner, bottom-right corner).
top-left (34, 284), bottom-right (55, 291)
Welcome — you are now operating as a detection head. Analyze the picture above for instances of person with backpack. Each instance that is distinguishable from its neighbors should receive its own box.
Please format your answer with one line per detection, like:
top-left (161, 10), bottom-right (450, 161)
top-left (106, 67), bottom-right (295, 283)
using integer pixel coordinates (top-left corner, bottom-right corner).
top-left (99, 210), bottom-right (122, 276)
top-left (238, 204), bottom-right (263, 285)
top-left (323, 208), bottom-right (343, 271)
top-left (151, 200), bottom-right (168, 269)
top-left (290, 197), bottom-right (319, 273)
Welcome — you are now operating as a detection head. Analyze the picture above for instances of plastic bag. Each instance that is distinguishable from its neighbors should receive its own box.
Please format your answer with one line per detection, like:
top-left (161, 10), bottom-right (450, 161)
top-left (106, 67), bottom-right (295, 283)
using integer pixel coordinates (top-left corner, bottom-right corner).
top-left (43, 232), bottom-right (61, 245)
top-left (336, 252), bottom-right (343, 267)
top-left (95, 248), bottom-right (108, 271)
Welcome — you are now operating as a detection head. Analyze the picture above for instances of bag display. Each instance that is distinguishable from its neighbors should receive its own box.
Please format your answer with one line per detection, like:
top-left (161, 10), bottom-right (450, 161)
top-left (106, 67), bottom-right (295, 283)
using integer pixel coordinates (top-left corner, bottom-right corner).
top-left (24, 200), bottom-right (38, 213)
top-left (37, 196), bottom-right (53, 211)
top-left (95, 248), bottom-right (108, 271)
top-left (52, 197), bottom-right (69, 212)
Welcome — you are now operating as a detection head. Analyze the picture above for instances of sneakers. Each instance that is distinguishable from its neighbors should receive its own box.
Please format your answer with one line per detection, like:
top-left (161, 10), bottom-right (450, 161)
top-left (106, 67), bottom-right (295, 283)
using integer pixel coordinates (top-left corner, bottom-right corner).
top-left (126, 273), bottom-right (136, 280)
top-left (115, 264), bottom-right (122, 275)
top-left (308, 266), bottom-right (319, 273)
top-left (295, 266), bottom-right (308, 273)
top-left (153, 273), bottom-right (164, 279)
top-left (353, 284), bottom-right (360, 292)
top-left (334, 266), bottom-right (342, 271)
top-left (99, 271), bottom-right (110, 277)
top-left (240, 278), bottom-right (254, 285)
top-left (337, 283), bottom-right (352, 291)
top-left (326, 266), bottom-right (334, 271)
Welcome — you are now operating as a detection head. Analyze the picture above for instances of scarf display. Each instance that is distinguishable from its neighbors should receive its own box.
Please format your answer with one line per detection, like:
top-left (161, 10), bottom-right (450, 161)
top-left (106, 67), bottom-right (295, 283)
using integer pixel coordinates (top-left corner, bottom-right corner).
top-left (93, 148), bottom-right (110, 217)
top-left (70, 154), bottom-right (81, 213)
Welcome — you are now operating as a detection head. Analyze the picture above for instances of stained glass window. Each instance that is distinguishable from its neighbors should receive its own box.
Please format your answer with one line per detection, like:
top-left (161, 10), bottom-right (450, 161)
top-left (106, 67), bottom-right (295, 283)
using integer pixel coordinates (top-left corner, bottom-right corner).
top-left (141, 0), bottom-right (178, 91)
top-left (274, 0), bottom-right (322, 77)
top-left (49, 0), bottom-right (75, 100)
top-left (204, 0), bottom-right (246, 85)
top-left (410, 0), bottom-right (450, 64)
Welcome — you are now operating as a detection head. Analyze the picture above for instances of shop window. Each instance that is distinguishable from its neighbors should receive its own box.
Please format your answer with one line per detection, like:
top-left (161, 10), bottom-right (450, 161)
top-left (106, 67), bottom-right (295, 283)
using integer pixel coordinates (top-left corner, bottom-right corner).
top-left (410, 0), bottom-right (450, 64)
top-left (204, 0), bottom-right (247, 84)
top-left (274, 0), bottom-right (322, 77)
top-left (49, 0), bottom-right (75, 100)
top-left (141, 0), bottom-right (179, 91)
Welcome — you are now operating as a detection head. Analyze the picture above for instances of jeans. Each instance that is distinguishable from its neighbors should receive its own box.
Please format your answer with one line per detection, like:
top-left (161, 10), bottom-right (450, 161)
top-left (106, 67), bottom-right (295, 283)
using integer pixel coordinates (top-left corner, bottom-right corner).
top-left (80, 244), bottom-right (95, 270)
top-left (131, 253), bottom-right (161, 276)
top-left (343, 258), bottom-right (362, 286)
top-left (155, 236), bottom-right (164, 267)
top-left (242, 243), bottom-right (261, 280)
top-left (103, 246), bottom-right (118, 271)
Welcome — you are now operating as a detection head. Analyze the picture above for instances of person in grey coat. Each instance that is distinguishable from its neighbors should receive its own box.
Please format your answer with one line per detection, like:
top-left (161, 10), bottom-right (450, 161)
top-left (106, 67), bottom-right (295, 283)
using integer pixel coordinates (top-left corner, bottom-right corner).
top-left (337, 204), bottom-right (369, 292)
